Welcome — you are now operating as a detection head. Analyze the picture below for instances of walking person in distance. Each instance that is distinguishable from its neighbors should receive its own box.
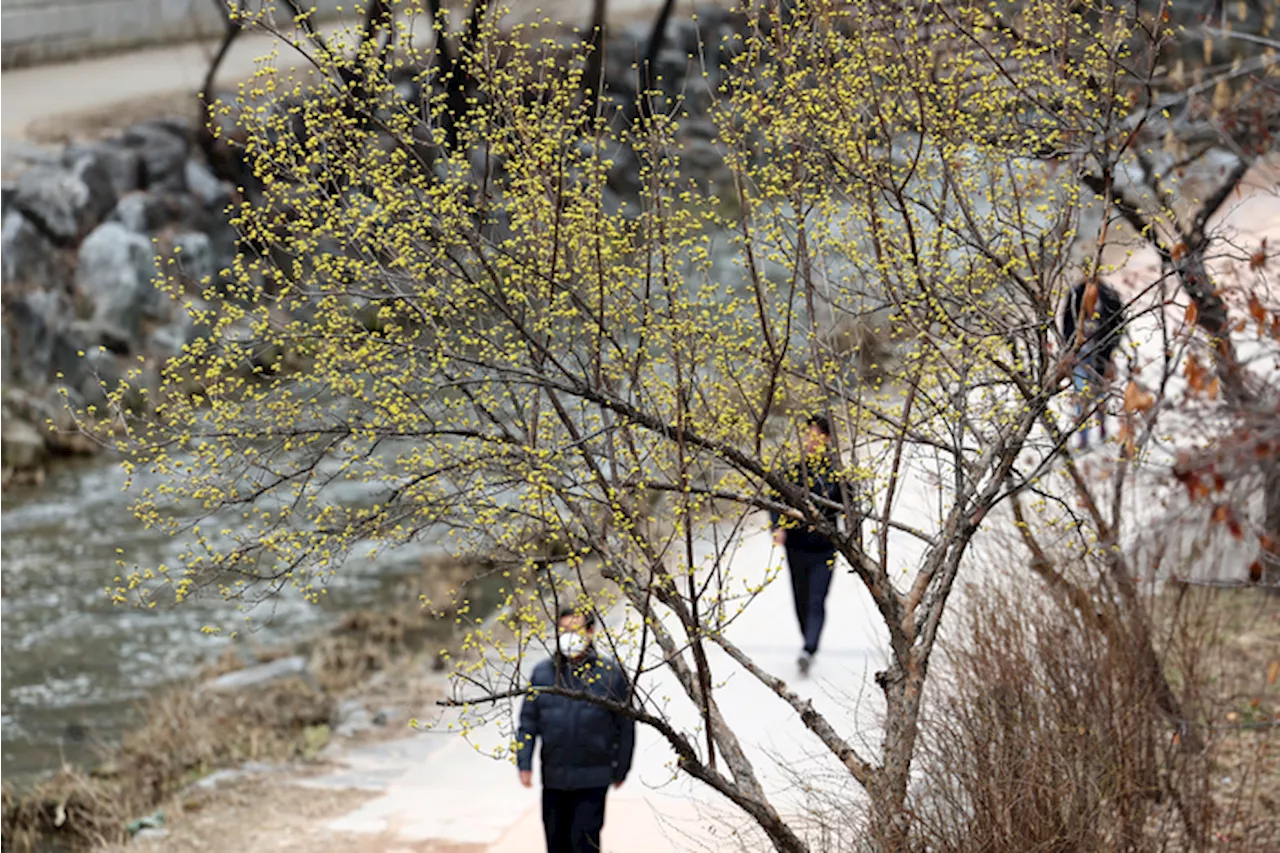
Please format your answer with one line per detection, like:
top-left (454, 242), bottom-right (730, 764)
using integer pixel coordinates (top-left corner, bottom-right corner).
top-left (516, 608), bottom-right (636, 853)
top-left (1061, 278), bottom-right (1126, 449)
top-left (770, 415), bottom-right (846, 677)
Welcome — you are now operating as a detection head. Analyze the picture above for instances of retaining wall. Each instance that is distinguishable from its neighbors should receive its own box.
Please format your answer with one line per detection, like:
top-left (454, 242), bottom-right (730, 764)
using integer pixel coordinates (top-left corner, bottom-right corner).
top-left (1, 0), bottom-right (344, 69)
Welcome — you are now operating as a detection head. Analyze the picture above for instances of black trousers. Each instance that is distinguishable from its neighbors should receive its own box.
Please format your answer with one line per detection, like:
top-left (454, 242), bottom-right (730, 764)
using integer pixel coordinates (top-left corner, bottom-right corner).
top-left (542, 786), bottom-right (608, 853)
top-left (788, 547), bottom-right (836, 655)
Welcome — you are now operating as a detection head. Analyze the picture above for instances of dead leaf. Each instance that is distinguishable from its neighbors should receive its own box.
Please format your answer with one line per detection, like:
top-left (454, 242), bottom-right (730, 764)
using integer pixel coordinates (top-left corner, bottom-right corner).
top-left (1117, 420), bottom-right (1137, 458)
top-left (1267, 659), bottom-right (1279, 686)
top-left (1171, 242), bottom-right (1189, 261)
top-left (1184, 301), bottom-right (1199, 326)
top-left (1249, 560), bottom-right (1264, 583)
top-left (1250, 240), bottom-right (1267, 271)
top-left (1123, 381), bottom-right (1155, 414)
top-left (1083, 280), bottom-right (1099, 317)
top-left (1185, 356), bottom-right (1207, 392)
top-left (1248, 293), bottom-right (1268, 325)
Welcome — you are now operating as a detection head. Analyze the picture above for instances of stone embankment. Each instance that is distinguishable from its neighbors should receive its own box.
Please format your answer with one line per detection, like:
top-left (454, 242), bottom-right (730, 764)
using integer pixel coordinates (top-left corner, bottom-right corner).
top-left (0, 5), bottom-right (748, 489)
top-left (2, 119), bottom-right (237, 486)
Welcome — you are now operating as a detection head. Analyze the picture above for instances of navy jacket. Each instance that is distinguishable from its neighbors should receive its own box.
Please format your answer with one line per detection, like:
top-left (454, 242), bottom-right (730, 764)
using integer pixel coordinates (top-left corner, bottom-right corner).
top-left (516, 650), bottom-right (636, 790)
top-left (1061, 281), bottom-right (1125, 374)
top-left (770, 459), bottom-right (844, 553)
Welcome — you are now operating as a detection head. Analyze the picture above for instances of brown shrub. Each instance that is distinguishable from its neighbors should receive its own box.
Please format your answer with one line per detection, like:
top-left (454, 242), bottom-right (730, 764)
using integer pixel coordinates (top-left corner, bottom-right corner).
top-left (911, 579), bottom-right (1211, 853)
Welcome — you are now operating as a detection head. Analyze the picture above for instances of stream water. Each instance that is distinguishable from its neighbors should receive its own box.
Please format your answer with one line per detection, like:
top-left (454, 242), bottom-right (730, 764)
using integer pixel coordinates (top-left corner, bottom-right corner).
top-left (0, 453), bottom-right (449, 783)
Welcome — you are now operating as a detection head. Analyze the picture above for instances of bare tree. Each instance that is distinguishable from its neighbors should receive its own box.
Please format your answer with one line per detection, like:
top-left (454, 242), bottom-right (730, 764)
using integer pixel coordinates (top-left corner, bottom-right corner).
top-left (98, 0), bottom-right (1278, 848)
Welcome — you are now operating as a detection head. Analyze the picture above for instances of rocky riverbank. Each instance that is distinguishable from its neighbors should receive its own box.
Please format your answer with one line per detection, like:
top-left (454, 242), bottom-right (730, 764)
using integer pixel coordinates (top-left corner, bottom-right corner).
top-left (0, 554), bottom-right (477, 852)
top-left (0, 5), bottom-right (750, 490)
top-left (1, 119), bottom-right (238, 488)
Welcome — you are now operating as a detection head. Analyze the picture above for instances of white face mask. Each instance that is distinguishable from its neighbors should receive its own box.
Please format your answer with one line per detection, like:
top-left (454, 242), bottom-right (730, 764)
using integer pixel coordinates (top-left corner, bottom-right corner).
top-left (557, 631), bottom-right (589, 659)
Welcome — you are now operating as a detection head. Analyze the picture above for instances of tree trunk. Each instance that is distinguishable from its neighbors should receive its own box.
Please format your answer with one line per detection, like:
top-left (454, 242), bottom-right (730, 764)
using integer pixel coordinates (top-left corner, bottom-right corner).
top-left (582, 0), bottom-right (608, 118)
top-left (870, 658), bottom-right (925, 851)
top-left (1263, 461), bottom-right (1280, 587)
top-left (638, 0), bottom-right (676, 119)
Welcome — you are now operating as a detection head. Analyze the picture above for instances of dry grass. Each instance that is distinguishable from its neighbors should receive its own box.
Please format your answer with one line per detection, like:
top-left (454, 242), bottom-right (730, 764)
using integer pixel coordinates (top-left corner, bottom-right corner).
top-left (1161, 587), bottom-right (1280, 849)
top-left (910, 575), bottom-right (1279, 853)
top-left (1, 770), bottom-right (130, 852)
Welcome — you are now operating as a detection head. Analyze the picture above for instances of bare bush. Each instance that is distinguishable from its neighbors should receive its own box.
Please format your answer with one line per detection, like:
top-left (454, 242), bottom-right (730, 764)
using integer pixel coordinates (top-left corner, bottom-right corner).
top-left (913, 572), bottom-right (1209, 853)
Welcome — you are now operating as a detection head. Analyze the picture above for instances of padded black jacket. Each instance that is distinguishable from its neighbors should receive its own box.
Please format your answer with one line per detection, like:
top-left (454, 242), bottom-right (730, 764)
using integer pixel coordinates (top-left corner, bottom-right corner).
top-left (516, 650), bottom-right (636, 790)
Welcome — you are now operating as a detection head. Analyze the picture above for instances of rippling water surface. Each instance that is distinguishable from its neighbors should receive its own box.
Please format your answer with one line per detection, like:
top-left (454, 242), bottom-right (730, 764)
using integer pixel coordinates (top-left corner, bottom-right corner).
top-left (1, 454), bottom-right (446, 782)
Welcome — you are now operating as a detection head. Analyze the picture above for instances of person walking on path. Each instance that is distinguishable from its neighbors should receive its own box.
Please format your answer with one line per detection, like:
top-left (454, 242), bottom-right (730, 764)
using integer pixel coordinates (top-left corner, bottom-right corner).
top-left (770, 415), bottom-right (846, 677)
top-left (516, 608), bottom-right (636, 853)
top-left (1061, 278), bottom-right (1126, 449)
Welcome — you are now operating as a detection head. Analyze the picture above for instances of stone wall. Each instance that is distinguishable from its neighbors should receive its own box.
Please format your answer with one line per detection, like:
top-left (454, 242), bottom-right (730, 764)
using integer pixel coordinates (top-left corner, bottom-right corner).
top-left (0, 0), bottom-right (345, 69)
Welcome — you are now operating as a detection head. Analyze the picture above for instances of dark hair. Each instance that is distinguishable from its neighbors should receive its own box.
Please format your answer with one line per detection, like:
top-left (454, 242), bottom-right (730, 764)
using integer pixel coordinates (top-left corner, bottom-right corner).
top-left (557, 607), bottom-right (596, 629)
top-left (805, 414), bottom-right (832, 437)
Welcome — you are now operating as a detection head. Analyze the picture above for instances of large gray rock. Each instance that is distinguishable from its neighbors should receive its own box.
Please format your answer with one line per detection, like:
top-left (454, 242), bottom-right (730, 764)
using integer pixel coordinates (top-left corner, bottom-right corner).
top-left (170, 231), bottom-right (215, 286)
top-left (64, 141), bottom-right (141, 200)
top-left (198, 655), bottom-right (309, 694)
top-left (123, 123), bottom-right (190, 193)
top-left (185, 159), bottom-right (229, 208)
top-left (111, 191), bottom-right (205, 235)
top-left (50, 321), bottom-right (93, 390)
top-left (1, 413), bottom-right (47, 471)
top-left (51, 320), bottom-right (132, 403)
top-left (2, 388), bottom-right (67, 437)
top-left (67, 154), bottom-right (118, 228)
top-left (670, 18), bottom-right (705, 54)
top-left (1, 327), bottom-right (11, 385)
top-left (1, 181), bottom-right (16, 218)
top-left (1, 210), bottom-right (61, 289)
top-left (76, 222), bottom-right (162, 346)
top-left (76, 345), bottom-right (124, 410)
top-left (204, 209), bottom-right (239, 285)
top-left (146, 321), bottom-right (189, 359)
top-left (3, 288), bottom-right (68, 386)
top-left (13, 167), bottom-right (92, 244)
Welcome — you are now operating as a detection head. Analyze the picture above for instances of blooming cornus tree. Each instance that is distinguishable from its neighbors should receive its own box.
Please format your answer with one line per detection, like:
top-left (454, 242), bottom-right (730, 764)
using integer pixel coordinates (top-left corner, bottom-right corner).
top-left (99, 0), bottom-right (1203, 847)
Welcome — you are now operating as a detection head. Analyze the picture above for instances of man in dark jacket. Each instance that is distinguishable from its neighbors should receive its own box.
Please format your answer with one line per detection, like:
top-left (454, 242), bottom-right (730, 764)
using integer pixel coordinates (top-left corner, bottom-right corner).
top-left (516, 608), bottom-right (636, 853)
top-left (770, 415), bottom-right (846, 677)
top-left (1061, 278), bottom-right (1126, 448)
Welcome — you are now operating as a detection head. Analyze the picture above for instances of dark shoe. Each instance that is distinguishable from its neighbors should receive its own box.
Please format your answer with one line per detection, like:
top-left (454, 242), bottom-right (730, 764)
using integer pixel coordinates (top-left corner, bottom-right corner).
top-left (798, 652), bottom-right (812, 677)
